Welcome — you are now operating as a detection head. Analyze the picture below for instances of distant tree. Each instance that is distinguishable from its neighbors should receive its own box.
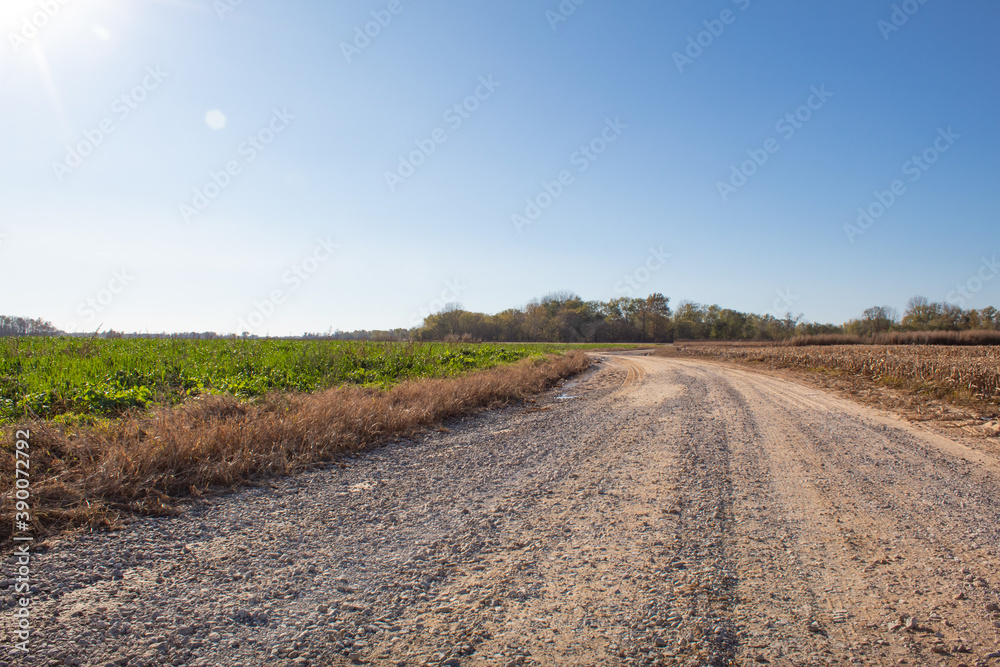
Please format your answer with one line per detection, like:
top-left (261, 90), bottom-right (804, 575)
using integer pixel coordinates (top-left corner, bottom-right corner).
top-left (795, 321), bottom-right (843, 336)
top-left (644, 293), bottom-right (672, 342)
top-left (0, 316), bottom-right (62, 337)
top-left (981, 306), bottom-right (1000, 329)
top-left (902, 296), bottom-right (936, 330)
top-left (854, 305), bottom-right (898, 336)
top-left (672, 301), bottom-right (705, 340)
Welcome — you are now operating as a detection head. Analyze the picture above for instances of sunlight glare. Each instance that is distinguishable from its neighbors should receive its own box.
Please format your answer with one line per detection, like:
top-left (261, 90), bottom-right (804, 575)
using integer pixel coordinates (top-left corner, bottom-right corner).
top-left (30, 41), bottom-right (73, 141)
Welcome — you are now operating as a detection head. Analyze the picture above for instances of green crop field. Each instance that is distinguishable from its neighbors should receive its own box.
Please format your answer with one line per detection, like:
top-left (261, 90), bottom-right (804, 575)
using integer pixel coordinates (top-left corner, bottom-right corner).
top-left (0, 338), bottom-right (557, 424)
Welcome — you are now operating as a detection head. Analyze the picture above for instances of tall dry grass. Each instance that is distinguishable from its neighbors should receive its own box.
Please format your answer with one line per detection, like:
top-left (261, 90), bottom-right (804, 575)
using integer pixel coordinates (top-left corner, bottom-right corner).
top-left (787, 330), bottom-right (1000, 347)
top-left (1, 352), bottom-right (590, 540)
top-left (875, 330), bottom-right (1000, 346)
top-left (785, 334), bottom-right (864, 346)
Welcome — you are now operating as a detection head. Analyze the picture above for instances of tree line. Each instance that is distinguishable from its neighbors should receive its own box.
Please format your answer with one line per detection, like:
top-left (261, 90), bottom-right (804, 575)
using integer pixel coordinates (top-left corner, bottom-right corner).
top-left (842, 297), bottom-right (1000, 337)
top-left (0, 316), bottom-right (61, 337)
top-left (6, 294), bottom-right (1000, 342)
top-left (414, 293), bottom-right (807, 343)
top-left (415, 294), bottom-right (1000, 343)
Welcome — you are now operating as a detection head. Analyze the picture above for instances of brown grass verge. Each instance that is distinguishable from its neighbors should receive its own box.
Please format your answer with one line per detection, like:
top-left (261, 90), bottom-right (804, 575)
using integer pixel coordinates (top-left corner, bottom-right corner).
top-left (0, 351), bottom-right (590, 542)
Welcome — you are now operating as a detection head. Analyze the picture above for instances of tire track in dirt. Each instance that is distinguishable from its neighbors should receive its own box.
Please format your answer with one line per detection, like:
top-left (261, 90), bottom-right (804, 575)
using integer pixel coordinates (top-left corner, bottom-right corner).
top-left (617, 357), bottom-right (647, 390)
top-left (664, 356), bottom-right (1000, 665)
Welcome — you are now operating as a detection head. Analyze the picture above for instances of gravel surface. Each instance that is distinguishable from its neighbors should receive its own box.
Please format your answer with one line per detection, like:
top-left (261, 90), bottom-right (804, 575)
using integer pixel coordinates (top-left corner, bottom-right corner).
top-left (3, 355), bottom-right (1000, 666)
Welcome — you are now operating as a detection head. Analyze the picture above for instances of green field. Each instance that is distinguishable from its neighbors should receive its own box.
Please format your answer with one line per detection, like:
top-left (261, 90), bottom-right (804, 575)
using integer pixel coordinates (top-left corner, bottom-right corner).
top-left (0, 338), bottom-right (562, 424)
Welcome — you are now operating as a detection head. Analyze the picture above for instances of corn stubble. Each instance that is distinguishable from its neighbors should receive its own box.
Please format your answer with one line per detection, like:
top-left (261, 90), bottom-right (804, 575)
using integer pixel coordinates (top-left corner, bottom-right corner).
top-left (0, 352), bottom-right (590, 540)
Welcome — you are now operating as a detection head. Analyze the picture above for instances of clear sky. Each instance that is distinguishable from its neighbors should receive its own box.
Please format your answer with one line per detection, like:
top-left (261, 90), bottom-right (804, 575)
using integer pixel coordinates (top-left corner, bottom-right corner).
top-left (2, 0), bottom-right (998, 335)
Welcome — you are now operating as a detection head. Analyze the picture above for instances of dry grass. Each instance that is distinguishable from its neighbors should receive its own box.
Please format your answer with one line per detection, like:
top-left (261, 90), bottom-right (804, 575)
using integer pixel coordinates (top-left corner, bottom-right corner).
top-left (785, 333), bottom-right (864, 346)
top-left (672, 339), bottom-right (777, 347)
top-left (787, 330), bottom-right (1000, 346)
top-left (875, 330), bottom-right (1000, 346)
top-left (1, 351), bottom-right (590, 541)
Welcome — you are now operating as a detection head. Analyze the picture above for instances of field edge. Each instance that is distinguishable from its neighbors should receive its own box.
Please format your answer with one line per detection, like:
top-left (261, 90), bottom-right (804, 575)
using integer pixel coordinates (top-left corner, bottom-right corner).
top-left (0, 351), bottom-right (592, 544)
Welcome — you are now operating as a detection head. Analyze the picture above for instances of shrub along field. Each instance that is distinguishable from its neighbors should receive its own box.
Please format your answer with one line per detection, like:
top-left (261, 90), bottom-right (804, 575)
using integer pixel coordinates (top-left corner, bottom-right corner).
top-left (0, 338), bottom-right (549, 424)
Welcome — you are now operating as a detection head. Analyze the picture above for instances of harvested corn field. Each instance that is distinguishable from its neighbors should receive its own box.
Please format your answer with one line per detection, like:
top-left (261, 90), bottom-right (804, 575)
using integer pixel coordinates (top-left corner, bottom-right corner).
top-left (659, 344), bottom-right (1000, 401)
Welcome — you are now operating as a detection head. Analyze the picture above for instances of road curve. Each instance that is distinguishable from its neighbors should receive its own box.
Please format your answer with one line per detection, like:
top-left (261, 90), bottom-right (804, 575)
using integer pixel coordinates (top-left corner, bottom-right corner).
top-left (7, 355), bottom-right (1000, 667)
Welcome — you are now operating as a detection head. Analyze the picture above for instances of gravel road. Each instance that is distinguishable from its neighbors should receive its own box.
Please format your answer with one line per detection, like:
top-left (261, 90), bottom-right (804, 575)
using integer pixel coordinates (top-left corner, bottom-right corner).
top-left (5, 355), bottom-right (1000, 667)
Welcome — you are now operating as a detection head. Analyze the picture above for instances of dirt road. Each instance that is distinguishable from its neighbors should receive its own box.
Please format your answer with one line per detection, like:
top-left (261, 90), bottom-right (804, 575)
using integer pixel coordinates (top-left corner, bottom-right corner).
top-left (7, 355), bottom-right (1000, 666)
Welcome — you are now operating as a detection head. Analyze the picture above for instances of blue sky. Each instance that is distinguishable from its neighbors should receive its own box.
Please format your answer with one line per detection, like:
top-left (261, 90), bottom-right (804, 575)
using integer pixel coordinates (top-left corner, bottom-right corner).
top-left (2, 0), bottom-right (998, 335)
